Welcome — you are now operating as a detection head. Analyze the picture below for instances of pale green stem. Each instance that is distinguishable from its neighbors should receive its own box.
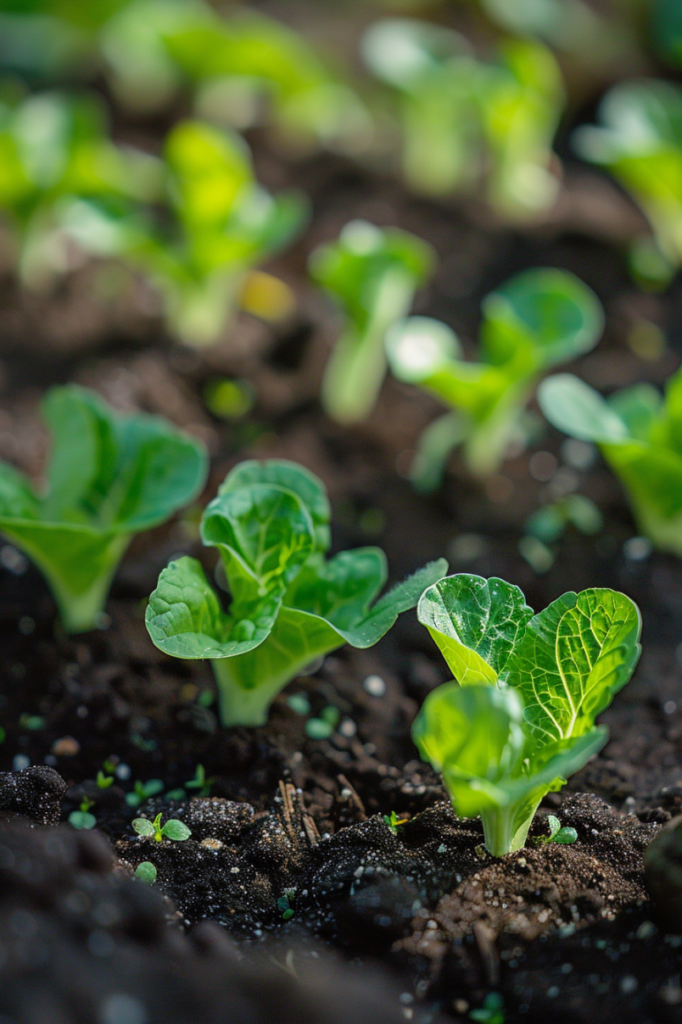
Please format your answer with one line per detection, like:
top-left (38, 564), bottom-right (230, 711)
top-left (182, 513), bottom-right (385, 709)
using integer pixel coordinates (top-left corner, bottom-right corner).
top-left (402, 93), bottom-right (471, 197)
top-left (211, 657), bottom-right (293, 728)
top-left (164, 270), bottom-right (245, 348)
top-left (321, 267), bottom-right (416, 425)
top-left (480, 799), bottom-right (540, 857)
top-left (47, 535), bottom-right (130, 633)
top-left (411, 411), bottom-right (468, 492)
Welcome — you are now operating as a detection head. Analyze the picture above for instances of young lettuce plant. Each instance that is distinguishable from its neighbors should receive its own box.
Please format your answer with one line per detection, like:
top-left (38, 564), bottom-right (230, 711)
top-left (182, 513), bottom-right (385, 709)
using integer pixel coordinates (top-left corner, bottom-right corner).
top-left (413, 573), bottom-right (641, 856)
top-left (573, 80), bottom-right (682, 284)
top-left (0, 89), bottom-right (161, 289)
top-left (309, 220), bottom-right (435, 425)
top-left (476, 39), bottom-right (564, 221)
top-left (101, 0), bottom-right (372, 153)
top-left (124, 119), bottom-right (307, 347)
top-left (146, 458), bottom-right (447, 727)
top-left (0, 385), bottom-right (208, 633)
top-left (361, 18), bottom-right (478, 197)
top-left (538, 368), bottom-right (682, 557)
top-left (386, 267), bottom-right (604, 489)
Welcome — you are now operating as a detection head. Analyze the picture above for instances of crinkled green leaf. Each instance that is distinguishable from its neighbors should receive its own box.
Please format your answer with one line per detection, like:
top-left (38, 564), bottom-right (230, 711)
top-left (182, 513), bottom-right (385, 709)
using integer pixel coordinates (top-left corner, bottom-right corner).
top-left (503, 588), bottom-right (642, 744)
top-left (145, 555), bottom-right (280, 659)
top-left (201, 484), bottom-right (315, 598)
top-left (219, 459), bottom-right (331, 550)
top-left (417, 574), bottom-right (534, 685)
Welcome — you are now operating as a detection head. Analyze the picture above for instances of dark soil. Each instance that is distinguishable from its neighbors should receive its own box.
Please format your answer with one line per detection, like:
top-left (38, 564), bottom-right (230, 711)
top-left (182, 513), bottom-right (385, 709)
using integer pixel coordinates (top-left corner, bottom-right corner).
top-left (2, 18), bottom-right (682, 1020)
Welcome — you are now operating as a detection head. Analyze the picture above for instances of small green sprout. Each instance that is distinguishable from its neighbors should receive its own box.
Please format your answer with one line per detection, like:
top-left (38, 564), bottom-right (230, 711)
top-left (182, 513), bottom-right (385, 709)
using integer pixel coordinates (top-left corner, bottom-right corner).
top-left (469, 992), bottom-right (505, 1024)
top-left (0, 89), bottom-right (161, 289)
top-left (146, 458), bottom-right (447, 727)
top-left (535, 815), bottom-right (578, 846)
top-left (520, 494), bottom-right (603, 573)
top-left (413, 573), bottom-right (641, 856)
top-left (573, 80), bottom-right (682, 284)
top-left (0, 384), bottom-right (207, 633)
top-left (69, 797), bottom-right (96, 831)
top-left (309, 220), bottom-right (435, 425)
top-left (476, 39), bottom-right (564, 221)
top-left (125, 779), bottom-right (164, 809)
top-left (121, 119), bottom-right (306, 347)
top-left (277, 888), bottom-right (296, 921)
top-left (386, 268), bottom-right (604, 488)
top-left (135, 861), bottom-right (158, 884)
top-left (304, 705), bottom-right (339, 740)
top-left (361, 19), bottom-right (478, 197)
top-left (96, 770), bottom-right (114, 790)
top-left (102, 1), bottom-right (372, 153)
top-left (538, 368), bottom-right (682, 558)
top-left (133, 812), bottom-right (192, 843)
top-left (185, 764), bottom-right (215, 797)
top-left (383, 810), bottom-right (409, 835)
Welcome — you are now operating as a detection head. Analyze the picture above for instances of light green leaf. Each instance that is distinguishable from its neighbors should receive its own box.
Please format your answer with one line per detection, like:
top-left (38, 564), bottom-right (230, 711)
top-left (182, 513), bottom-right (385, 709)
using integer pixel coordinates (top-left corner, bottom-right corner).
top-left (219, 459), bottom-right (331, 550)
top-left (412, 682), bottom-right (527, 815)
top-left (417, 574), bottom-right (534, 685)
top-left (608, 383), bottom-right (662, 442)
top-left (145, 556), bottom-right (279, 659)
top-left (481, 269), bottom-right (604, 370)
top-left (538, 374), bottom-right (630, 444)
top-left (503, 588), bottom-right (642, 744)
top-left (201, 484), bottom-right (315, 597)
top-left (133, 818), bottom-right (155, 837)
top-left (161, 819), bottom-right (192, 841)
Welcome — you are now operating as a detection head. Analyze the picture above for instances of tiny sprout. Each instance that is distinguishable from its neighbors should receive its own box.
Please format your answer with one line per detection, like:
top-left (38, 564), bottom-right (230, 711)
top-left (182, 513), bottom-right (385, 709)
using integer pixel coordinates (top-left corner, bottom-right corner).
top-left (277, 888), bottom-right (296, 921)
top-left (133, 812), bottom-right (192, 843)
top-left (536, 815), bottom-right (578, 847)
top-left (185, 764), bottom-right (215, 797)
top-left (96, 770), bottom-right (114, 790)
top-left (383, 810), bottom-right (409, 835)
top-left (69, 798), bottom-right (96, 831)
top-left (135, 861), bottom-right (158, 884)
top-left (469, 992), bottom-right (505, 1024)
top-left (125, 779), bottom-right (164, 808)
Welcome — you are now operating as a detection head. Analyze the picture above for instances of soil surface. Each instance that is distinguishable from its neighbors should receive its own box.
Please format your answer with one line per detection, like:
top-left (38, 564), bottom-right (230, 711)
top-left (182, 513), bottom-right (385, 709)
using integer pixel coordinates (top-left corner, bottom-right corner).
top-left (2, 8), bottom-right (682, 1020)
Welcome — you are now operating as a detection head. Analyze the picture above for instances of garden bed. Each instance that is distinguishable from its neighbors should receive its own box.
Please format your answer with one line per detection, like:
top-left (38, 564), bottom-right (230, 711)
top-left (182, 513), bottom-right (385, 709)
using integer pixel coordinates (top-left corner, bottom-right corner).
top-left (1, 92), bottom-right (682, 1024)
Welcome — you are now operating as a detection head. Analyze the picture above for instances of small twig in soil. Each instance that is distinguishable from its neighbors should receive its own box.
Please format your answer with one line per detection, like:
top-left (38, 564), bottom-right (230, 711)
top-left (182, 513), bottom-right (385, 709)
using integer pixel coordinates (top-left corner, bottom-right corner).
top-left (337, 774), bottom-right (367, 820)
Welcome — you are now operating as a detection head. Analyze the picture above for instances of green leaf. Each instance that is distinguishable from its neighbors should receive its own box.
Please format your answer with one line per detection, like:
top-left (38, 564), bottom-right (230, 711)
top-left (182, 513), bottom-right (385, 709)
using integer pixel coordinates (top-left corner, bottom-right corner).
top-left (132, 818), bottom-right (156, 837)
top-left (538, 374), bottom-right (630, 444)
top-left (480, 269), bottom-right (604, 370)
top-left (201, 484), bottom-right (315, 598)
top-left (219, 459), bottom-right (331, 551)
top-left (135, 861), bottom-right (158, 884)
top-left (417, 574), bottom-right (534, 685)
top-left (0, 385), bottom-right (208, 632)
top-left (145, 556), bottom-right (280, 659)
top-left (503, 588), bottom-right (642, 744)
top-left (161, 818), bottom-right (192, 841)
top-left (413, 680), bottom-right (608, 855)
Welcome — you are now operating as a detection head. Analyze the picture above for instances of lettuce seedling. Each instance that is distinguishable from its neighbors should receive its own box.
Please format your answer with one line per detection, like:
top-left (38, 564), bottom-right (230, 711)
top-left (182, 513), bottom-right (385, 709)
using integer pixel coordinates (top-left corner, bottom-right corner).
top-left (361, 19), bottom-right (478, 197)
top-left (538, 368), bottom-right (682, 557)
top-left (102, 1), bottom-right (371, 153)
top-left (477, 39), bottom-right (564, 221)
top-left (146, 458), bottom-right (447, 727)
top-left (0, 89), bottom-right (161, 289)
top-left (124, 119), bottom-right (307, 346)
top-left (573, 80), bottom-right (682, 283)
top-left (386, 268), bottom-right (603, 489)
top-left (413, 573), bottom-right (641, 855)
top-left (133, 812), bottom-right (191, 842)
top-left (309, 220), bottom-right (435, 425)
top-left (0, 384), bottom-right (208, 633)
